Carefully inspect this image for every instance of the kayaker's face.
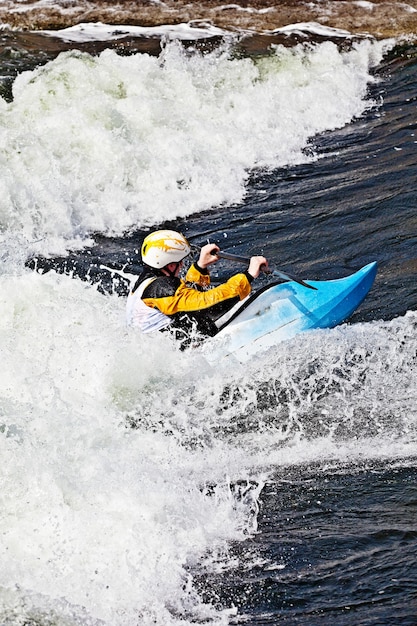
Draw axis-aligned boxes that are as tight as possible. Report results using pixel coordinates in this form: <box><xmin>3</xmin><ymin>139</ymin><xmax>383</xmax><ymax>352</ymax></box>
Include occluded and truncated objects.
<box><xmin>163</xmin><ymin>261</ymin><xmax>183</xmax><ymax>277</ymax></box>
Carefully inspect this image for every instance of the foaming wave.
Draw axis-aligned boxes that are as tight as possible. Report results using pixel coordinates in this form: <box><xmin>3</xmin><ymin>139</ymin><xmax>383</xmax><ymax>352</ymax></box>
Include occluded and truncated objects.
<box><xmin>0</xmin><ymin>269</ymin><xmax>266</xmax><ymax>625</ymax></box>
<box><xmin>1</xmin><ymin>265</ymin><xmax>415</xmax><ymax>623</ymax></box>
<box><xmin>125</xmin><ymin>311</ymin><xmax>417</xmax><ymax>467</ymax></box>
<box><xmin>0</xmin><ymin>37</ymin><xmax>389</xmax><ymax>255</ymax></box>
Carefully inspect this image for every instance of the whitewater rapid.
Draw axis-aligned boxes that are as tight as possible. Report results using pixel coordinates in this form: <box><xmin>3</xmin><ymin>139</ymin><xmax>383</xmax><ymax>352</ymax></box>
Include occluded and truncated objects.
<box><xmin>1</xmin><ymin>31</ymin><xmax>416</xmax><ymax>626</ymax></box>
<box><xmin>0</xmin><ymin>36</ymin><xmax>389</xmax><ymax>255</ymax></box>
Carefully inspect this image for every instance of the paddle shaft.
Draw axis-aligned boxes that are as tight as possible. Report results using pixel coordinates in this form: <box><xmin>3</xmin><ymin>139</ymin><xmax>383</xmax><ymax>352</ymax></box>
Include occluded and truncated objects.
<box><xmin>212</xmin><ymin>250</ymin><xmax>317</xmax><ymax>290</ymax></box>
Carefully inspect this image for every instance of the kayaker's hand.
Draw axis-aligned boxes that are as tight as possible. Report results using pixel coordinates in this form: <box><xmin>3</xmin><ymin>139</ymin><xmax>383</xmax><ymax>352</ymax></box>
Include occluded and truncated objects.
<box><xmin>248</xmin><ymin>256</ymin><xmax>268</xmax><ymax>279</ymax></box>
<box><xmin>198</xmin><ymin>243</ymin><xmax>220</xmax><ymax>269</ymax></box>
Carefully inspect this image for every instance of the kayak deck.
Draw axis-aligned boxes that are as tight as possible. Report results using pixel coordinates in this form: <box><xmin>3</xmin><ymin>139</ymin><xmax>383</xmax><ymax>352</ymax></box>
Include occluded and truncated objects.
<box><xmin>206</xmin><ymin>262</ymin><xmax>377</xmax><ymax>363</ymax></box>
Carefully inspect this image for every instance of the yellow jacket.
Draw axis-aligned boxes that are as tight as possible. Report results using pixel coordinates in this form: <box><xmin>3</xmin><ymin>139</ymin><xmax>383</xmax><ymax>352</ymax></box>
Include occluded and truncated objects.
<box><xmin>142</xmin><ymin>262</ymin><xmax>252</xmax><ymax>317</ymax></box>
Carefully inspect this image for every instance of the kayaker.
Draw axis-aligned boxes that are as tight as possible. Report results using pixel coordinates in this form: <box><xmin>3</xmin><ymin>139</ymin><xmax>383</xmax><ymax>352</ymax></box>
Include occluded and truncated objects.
<box><xmin>126</xmin><ymin>229</ymin><xmax>268</xmax><ymax>346</ymax></box>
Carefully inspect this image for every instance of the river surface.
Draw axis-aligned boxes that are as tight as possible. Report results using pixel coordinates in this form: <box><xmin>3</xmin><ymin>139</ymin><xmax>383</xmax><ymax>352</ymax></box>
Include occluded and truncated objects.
<box><xmin>0</xmin><ymin>4</ymin><xmax>416</xmax><ymax>626</ymax></box>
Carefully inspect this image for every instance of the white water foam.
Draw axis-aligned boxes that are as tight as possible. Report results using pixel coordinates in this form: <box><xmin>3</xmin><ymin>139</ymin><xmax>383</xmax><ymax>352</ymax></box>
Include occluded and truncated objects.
<box><xmin>0</xmin><ymin>36</ymin><xmax>390</xmax><ymax>255</ymax></box>
<box><xmin>40</xmin><ymin>21</ymin><xmax>230</xmax><ymax>43</ymax></box>
<box><xmin>0</xmin><ymin>266</ymin><xmax>416</xmax><ymax>624</ymax></box>
<box><xmin>1</xmin><ymin>32</ymin><xmax>413</xmax><ymax>626</ymax></box>
<box><xmin>0</xmin><ymin>269</ymin><xmax>267</xmax><ymax>625</ymax></box>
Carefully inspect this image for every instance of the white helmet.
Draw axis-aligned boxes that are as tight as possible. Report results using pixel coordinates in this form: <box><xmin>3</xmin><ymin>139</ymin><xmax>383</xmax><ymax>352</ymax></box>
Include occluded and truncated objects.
<box><xmin>141</xmin><ymin>230</ymin><xmax>191</xmax><ymax>269</ymax></box>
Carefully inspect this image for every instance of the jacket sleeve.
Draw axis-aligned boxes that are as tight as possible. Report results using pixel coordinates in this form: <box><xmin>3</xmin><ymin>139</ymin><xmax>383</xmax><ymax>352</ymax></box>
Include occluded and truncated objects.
<box><xmin>184</xmin><ymin>262</ymin><xmax>211</xmax><ymax>288</ymax></box>
<box><xmin>143</xmin><ymin>272</ymin><xmax>252</xmax><ymax>316</ymax></box>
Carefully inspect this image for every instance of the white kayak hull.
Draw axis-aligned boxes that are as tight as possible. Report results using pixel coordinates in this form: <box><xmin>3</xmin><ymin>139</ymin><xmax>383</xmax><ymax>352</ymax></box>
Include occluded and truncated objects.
<box><xmin>204</xmin><ymin>262</ymin><xmax>377</xmax><ymax>364</ymax></box>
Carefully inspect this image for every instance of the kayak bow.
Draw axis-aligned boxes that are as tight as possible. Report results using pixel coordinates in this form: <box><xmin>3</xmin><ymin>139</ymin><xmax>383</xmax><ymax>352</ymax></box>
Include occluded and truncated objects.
<box><xmin>205</xmin><ymin>262</ymin><xmax>377</xmax><ymax>363</ymax></box>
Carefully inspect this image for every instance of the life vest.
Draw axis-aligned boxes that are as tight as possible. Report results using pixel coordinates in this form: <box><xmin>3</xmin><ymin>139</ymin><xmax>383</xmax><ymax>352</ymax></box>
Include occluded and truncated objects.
<box><xmin>126</xmin><ymin>277</ymin><xmax>172</xmax><ymax>333</ymax></box>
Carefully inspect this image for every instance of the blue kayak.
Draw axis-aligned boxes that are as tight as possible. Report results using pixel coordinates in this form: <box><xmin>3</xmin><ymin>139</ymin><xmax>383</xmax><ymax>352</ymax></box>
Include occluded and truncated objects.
<box><xmin>205</xmin><ymin>262</ymin><xmax>377</xmax><ymax>363</ymax></box>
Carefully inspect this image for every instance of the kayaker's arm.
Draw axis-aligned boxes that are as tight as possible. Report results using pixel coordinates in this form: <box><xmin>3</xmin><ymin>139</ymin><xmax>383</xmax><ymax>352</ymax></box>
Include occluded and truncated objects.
<box><xmin>143</xmin><ymin>272</ymin><xmax>252</xmax><ymax>316</ymax></box>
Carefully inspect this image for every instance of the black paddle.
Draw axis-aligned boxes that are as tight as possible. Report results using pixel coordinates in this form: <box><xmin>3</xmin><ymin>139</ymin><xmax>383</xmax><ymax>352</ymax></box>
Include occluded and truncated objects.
<box><xmin>211</xmin><ymin>249</ymin><xmax>317</xmax><ymax>291</ymax></box>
